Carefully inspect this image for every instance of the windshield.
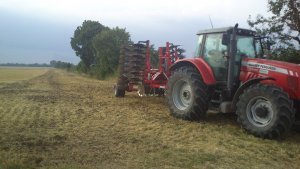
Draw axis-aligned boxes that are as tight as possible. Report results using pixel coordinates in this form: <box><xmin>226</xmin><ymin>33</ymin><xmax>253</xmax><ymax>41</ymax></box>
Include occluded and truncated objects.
<box><xmin>193</xmin><ymin>34</ymin><xmax>257</xmax><ymax>59</ymax></box>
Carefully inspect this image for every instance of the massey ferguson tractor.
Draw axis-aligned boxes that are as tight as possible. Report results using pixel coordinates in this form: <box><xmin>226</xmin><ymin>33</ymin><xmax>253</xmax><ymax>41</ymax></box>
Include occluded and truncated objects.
<box><xmin>167</xmin><ymin>24</ymin><xmax>300</xmax><ymax>139</ymax></box>
<box><xmin>115</xmin><ymin>24</ymin><xmax>300</xmax><ymax>139</ymax></box>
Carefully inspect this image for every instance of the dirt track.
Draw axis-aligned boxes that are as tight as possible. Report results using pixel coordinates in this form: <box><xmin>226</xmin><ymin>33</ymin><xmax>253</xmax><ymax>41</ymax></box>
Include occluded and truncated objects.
<box><xmin>0</xmin><ymin>69</ymin><xmax>300</xmax><ymax>169</ymax></box>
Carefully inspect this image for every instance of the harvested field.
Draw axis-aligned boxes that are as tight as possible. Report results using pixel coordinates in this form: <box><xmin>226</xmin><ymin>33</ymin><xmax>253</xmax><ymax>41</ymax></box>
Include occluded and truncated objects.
<box><xmin>0</xmin><ymin>67</ymin><xmax>50</xmax><ymax>88</ymax></box>
<box><xmin>0</xmin><ymin>69</ymin><xmax>300</xmax><ymax>169</ymax></box>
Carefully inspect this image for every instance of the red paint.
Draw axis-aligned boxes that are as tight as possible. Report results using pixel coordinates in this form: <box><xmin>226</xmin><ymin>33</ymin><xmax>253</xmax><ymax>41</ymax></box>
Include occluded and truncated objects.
<box><xmin>240</xmin><ymin>58</ymin><xmax>300</xmax><ymax>99</ymax></box>
<box><xmin>127</xmin><ymin>41</ymin><xmax>180</xmax><ymax>91</ymax></box>
<box><xmin>171</xmin><ymin>57</ymin><xmax>216</xmax><ymax>85</ymax></box>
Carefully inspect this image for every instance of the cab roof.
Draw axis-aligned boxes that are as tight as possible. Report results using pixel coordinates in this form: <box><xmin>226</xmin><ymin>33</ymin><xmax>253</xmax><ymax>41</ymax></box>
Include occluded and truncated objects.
<box><xmin>197</xmin><ymin>27</ymin><xmax>256</xmax><ymax>36</ymax></box>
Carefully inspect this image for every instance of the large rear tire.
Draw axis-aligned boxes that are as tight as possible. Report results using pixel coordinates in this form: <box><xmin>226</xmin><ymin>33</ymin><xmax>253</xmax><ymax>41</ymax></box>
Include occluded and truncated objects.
<box><xmin>166</xmin><ymin>67</ymin><xmax>210</xmax><ymax>120</ymax></box>
<box><xmin>236</xmin><ymin>83</ymin><xmax>294</xmax><ymax>139</ymax></box>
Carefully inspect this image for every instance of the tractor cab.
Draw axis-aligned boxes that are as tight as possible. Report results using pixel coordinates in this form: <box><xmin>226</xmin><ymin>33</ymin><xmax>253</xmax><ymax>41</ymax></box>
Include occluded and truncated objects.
<box><xmin>194</xmin><ymin>26</ymin><xmax>257</xmax><ymax>82</ymax></box>
<box><xmin>192</xmin><ymin>25</ymin><xmax>266</xmax><ymax>104</ymax></box>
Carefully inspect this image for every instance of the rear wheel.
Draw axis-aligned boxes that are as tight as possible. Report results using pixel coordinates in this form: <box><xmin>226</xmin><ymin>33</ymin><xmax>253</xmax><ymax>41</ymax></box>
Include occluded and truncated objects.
<box><xmin>236</xmin><ymin>83</ymin><xmax>294</xmax><ymax>139</ymax></box>
<box><xmin>166</xmin><ymin>67</ymin><xmax>210</xmax><ymax>120</ymax></box>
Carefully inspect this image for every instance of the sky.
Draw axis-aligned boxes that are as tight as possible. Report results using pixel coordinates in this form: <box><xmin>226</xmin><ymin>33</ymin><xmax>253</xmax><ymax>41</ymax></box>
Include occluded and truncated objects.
<box><xmin>0</xmin><ymin>0</ymin><xmax>268</xmax><ymax>64</ymax></box>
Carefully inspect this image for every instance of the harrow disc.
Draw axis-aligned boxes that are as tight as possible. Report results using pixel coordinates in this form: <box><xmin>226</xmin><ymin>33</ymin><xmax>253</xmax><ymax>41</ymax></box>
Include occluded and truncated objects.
<box><xmin>115</xmin><ymin>43</ymin><xmax>147</xmax><ymax>95</ymax></box>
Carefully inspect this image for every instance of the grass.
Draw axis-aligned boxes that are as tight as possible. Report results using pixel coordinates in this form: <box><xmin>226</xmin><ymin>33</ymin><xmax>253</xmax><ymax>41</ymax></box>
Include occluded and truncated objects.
<box><xmin>0</xmin><ymin>69</ymin><xmax>300</xmax><ymax>168</ymax></box>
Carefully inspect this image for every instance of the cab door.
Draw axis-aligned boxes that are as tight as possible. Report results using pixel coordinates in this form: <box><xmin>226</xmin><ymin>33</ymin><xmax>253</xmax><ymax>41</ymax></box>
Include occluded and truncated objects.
<box><xmin>202</xmin><ymin>33</ymin><xmax>228</xmax><ymax>81</ymax></box>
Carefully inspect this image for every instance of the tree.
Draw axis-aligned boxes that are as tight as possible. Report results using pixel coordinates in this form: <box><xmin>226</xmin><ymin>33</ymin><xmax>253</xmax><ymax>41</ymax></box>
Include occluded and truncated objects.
<box><xmin>248</xmin><ymin>0</ymin><xmax>300</xmax><ymax>63</ymax></box>
<box><xmin>77</xmin><ymin>61</ymin><xmax>88</xmax><ymax>73</ymax></box>
<box><xmin>248</xmin><ymin>0</ymin><xmax>300</xmax><ymax>48</ymax></box>
<box><xmin>248</xmin><ymin>0</ymin><xmax>300</xmax><ymax>47</ymax></box>
<box><xmin>269</xmin><ymin>47</ymin><xmax>300</xmax><ymax>63</ymax></box>
<box><xmin>70</xmin><ymin>20</ymin><xmax>107</xmax><ymax>72</ymax></box>
<box><xmin>177</xmin><ymin>48</ymin><xmax>186</xmax><ymax>59</ymax></box>
<box><xmin>92</xmin><ymin>27</ymin><xmax>131</xmax><ymax>78</ymax></box>
<box><xmin>50</xmin><ymin>60</ymin><xmax>57</xmax><ymax>67</ymax></box>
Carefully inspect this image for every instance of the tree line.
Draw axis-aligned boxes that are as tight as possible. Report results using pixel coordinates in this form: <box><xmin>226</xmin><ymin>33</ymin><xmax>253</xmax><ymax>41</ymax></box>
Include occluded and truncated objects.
<box><xmin>50</xmin><ymin>60</ymin><xmax>75</xmax><ymax>70</ymax></box>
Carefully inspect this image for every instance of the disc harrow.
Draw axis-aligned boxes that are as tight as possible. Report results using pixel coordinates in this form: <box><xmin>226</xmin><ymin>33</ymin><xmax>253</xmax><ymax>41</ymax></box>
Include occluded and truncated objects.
<box><xmin>114</xmin><ymin>41</ymin><xmax>182</xmax><ymax>97</ymax></box>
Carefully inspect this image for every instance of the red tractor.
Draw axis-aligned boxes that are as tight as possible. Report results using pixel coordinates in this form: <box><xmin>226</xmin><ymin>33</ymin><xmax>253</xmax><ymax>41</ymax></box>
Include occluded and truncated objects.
<box><xmin>167</xmin><ymin>24</ymin><xmax>300</xmax><ymax>139</ymax></box>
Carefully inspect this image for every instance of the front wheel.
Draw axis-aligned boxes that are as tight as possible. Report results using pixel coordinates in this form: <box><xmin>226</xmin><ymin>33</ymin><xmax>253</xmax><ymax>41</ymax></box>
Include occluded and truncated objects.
<box><xmin>236</xmin><ymin>83</ymin><xmax>294</xmax><ymax>139</ymax></box>
<box><xmin>166</xmin><ymin>67</ymin><xmax>210</xmax><ymax>120</ymax></box>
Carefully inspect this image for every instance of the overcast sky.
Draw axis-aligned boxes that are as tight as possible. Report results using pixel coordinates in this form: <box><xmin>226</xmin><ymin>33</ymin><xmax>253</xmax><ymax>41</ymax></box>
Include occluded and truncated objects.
<box><xmin>0</xmin><ymin>0</ymin><xmax>268</xmax><ymax>64</ymax></box>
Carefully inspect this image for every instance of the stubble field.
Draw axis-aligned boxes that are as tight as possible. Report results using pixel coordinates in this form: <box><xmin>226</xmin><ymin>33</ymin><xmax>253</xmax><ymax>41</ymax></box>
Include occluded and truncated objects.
<box><xmin>0</xmin><ymin>67</ymin><xmax>50</xmax><ymax>87</ymax></box>
<box><xmin>0</xmin><ymin>68</ymin><xmax>300</xmax><ymax>169</ymax></box>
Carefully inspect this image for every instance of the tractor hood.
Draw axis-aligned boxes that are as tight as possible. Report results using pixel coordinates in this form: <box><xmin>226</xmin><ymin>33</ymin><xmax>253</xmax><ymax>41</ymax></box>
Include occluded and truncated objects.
<box><xmin>241</xmin><ymin>58</ymin><xmax>300</xmax><ymax>78</ymax></box>
<box><xmin>241</xmin><ymin>58</ymin><xmax>300</xmax><ymax>100</ymax></box>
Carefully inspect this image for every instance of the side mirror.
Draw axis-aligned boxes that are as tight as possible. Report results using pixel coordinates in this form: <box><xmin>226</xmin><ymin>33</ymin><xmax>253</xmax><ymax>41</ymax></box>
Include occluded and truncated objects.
<box><xmin>222</xmin><ymin>33</ymin><xmax>229</xmax><ymax>45</ymax></box>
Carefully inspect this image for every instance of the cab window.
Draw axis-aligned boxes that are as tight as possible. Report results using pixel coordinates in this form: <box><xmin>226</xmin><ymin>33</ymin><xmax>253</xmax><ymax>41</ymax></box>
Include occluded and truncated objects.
<box><xmin>203</xmin><ymin>33</ymin><xmax>228</xmax><ymax>81</ymax></box>
<box><xmin>203</xmin><ymin>33</ymin><xmax>227</xmax><ymax>63</ymax></box>
<box><xmin>194</xmin><ymin>35</ymin><xmax>203</xmax><ymax>57</ymax></box>
<box><xmin>237</xmin><ymin>36</ymin><xmax>256</xmax><ymax>59</ymax></box>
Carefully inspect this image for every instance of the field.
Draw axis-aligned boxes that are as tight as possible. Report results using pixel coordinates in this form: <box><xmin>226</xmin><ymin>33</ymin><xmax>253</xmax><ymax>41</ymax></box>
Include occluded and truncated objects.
<box><xmin>0</xmin><ymin>67</ymin><xmax>50</xmax><ymax>87</ymax></box>
<box><xmin>0</xmin><ymin>68</ymin><xmax>300</xmax><ymax>169</ymax></box>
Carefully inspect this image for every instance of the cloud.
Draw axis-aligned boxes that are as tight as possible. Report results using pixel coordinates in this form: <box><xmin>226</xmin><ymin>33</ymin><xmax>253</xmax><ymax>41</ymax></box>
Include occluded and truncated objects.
<box><xmin>0</xmin><ymin>0</ymin><xmax>269</xmax><ymax>63</ymax></box>
<box><xmin>0</xmin><ymin>0</ymin><xmax>267</xmax><ymax>26</ymax></box>
<box><xmin>0</xmin><ymin>9</ymin><xmax>79</xmax><ymax>64</ymax></box>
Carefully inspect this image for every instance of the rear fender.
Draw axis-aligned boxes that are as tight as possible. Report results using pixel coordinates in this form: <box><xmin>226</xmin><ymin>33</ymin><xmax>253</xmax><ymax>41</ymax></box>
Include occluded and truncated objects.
<box><xmin>170</xmin><ymin>58</ymin><xmax>216</xmax><ymax>85</ymax></box>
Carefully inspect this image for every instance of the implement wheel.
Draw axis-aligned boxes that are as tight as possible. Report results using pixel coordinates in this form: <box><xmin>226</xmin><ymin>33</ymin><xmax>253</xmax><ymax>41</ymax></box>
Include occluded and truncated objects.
<box><xmin>114</xmin><ymin>85</ymin><xmax>125</xmax><ymax>97</ymax></box>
